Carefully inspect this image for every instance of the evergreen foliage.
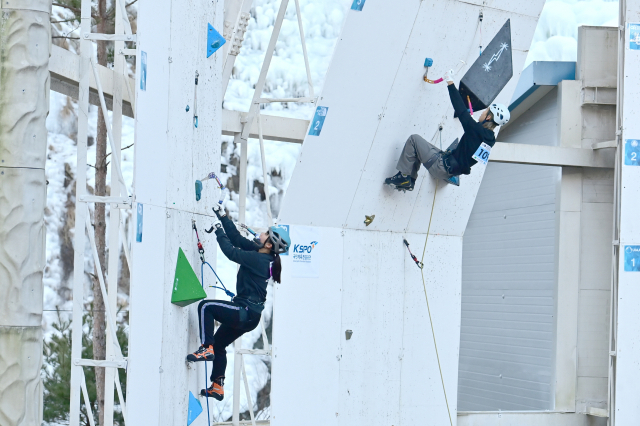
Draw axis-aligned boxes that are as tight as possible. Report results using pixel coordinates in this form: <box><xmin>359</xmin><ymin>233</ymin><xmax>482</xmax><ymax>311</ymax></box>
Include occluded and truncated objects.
<box><xmin>42</xmin><ymin>309</ymin><xmax>128</xmax><ymax>425</ymax></box>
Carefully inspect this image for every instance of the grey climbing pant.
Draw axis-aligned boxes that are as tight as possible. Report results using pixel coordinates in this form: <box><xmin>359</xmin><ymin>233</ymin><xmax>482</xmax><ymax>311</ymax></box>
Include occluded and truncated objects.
<box><xmin>396</xmin><ymin>134</ymin><xmax>452</xmax><ymax>181</ymax></box>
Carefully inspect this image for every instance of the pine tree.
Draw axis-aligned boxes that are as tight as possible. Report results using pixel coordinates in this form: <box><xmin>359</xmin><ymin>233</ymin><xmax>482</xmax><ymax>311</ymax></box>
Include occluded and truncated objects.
<box><xmin>42</xmin><ymin>309</ymin><xmax>128</xmax><ymax>425</ymax></box>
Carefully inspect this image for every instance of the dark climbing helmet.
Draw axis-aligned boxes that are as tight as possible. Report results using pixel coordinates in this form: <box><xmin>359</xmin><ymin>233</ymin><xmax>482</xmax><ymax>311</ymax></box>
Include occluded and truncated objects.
<box><xmin>268</xmin><ymin>226</ymin><xmax>291</xmax><ymax>254</ymax></box>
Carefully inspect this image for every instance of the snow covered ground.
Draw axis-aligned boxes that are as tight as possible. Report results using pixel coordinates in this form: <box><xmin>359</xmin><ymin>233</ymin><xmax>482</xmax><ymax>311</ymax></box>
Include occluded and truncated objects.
<box><xmin>42</xmin><ymin>0</ymin><xmax>620</xmax><ymax>422</ymax></box>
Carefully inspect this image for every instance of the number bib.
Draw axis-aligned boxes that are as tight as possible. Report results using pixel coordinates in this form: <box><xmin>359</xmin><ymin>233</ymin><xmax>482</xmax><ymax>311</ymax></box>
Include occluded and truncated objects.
<box><xmin>472</xmin><ymin>142</ymin><xmax>492</xmax><ymax>165</ymax></box>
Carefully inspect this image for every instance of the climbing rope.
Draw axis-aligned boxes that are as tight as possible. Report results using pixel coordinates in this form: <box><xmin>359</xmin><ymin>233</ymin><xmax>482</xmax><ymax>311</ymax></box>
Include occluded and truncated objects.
<box><xmin>194</xmin><ymin>219</ymin><xmax>236</xmax><ymax>426</ymax></box>
<box><xmin>193</xmin><ymin>220</ymin><xmax>236</xmax><ymax>298</ymax></box>
<box><xmin>199</xmin><ymin>258</ymin><xmax>212</xmax><ymax>426</ymax></box>
<box><xmin>418</xmin><ymin>181</ymin><xmax>453</xmax><ymax>426</ymax></box>
<box><xmin>201</xmin><ymin>261</ymin><xmax>235</xmax><ymax>299</ymax></box>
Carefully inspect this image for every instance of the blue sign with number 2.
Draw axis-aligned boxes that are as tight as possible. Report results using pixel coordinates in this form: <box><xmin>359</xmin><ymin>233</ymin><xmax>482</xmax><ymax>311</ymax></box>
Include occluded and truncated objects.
<box><xmin>625</xmin><ymin>139</ymin><xmax>640</xmax><ymax>166</ymax></box>
<box><xmin>308</xmin><ymin>106</ymin><xmax>329</xmax><ymax>136</ymax></box>
<box><xmin>351</xmin><ymin>0</ymin><xmax>366</xmax><ymax>11</ymax></box>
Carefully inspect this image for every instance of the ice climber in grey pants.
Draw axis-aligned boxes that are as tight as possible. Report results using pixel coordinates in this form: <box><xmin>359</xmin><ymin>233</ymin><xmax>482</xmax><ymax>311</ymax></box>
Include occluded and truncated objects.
<box><xmin>385</xmin><ymin>69</ymin><xmax>510</xmax><ymax>190</ymax></box>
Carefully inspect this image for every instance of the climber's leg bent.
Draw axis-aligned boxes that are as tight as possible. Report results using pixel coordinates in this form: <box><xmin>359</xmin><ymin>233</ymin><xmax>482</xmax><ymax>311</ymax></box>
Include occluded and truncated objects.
<box><xmin>386</xmin><ymin>134</ymin><xmax>443</xmax><ymax>190</ymax></box>
<box><xmin>186</xmin><ymin>299</ymin><xmax>249</xmax><ymax>362</ymax></box>
<box><xmin>396</xmin><ymin>134</ymin><xmax>442</xmax><ymax>179</ymax></box>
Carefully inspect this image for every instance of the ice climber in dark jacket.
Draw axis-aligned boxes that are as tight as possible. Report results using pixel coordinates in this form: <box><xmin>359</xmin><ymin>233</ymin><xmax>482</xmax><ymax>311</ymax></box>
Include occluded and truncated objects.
<box><xmin>385</xmin><ymin>69</ymin><xmax>510</xmax><ymax>190</ymax></box>
<box><xmin>185</xmin><ymin>204</ymin><xmax>290</xmax><ymax>401</ymax></box>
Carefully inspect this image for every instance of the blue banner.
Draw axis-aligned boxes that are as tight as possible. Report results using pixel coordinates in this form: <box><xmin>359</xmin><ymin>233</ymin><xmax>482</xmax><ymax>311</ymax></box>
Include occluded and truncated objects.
<box><xmin>624</xmin><ymin>246</ymin><xmax>640</xmax><ymax>272</ymax></box>
<box><xmin>136</xmin><ymin>203</ymin><xmax>143</xmax><ymax>243</ymax></box>
<box><xmin>351</xmin><ymin>0</ymin><xmax>366</xmax><ymax>11</ymax></box>
<box><xmin>629</xmin><ymin>23</ymin><xmax>640</xmax><ymax>50</ymax></box>
<box><xmin>308</xmin><ymin>106</ymin><xmax>329</xmax><ymax>136</ymax></box>
<box><xmin>140</xmin><ymin>51</ymin><xmax>147</xmax><ymax>91</ymax></box>
<box><xmin>625</xmin><ymin>139</ymin><xmax>640</xmax><ymax>166</ymax></box>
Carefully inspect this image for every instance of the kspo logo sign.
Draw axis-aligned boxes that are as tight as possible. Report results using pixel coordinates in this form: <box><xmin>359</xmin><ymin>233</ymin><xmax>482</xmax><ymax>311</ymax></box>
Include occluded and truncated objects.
<box><xmin>293</xmin><ymin>241</ymin><xmax>318</xmax><ymax>254</ymax></box>
<box><xmin>293</xmin><ymin>241</ymin><xmax>318</xmax><ymax>264</ymax></box>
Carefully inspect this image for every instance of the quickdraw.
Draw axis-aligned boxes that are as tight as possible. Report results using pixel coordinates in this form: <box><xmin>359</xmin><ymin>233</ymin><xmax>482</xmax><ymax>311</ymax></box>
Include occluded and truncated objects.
<box><xmin>404</xmin><ymin>238</ymin><xmax>424</xmax><ymax>269</ymax></box>
<box><xmin>195</xmin><ymin>171</ymin><xmax>227</xmax><ymax>203</ymax></box>
<box><xmin>192</xmin><ymin>219</ymin><xmax>206</xmax><ymax>264</ymax></box>
<box><xmin>467</xmin><ymin>95</ymin><xmax>474</xmax><ymax>115</ymax></box>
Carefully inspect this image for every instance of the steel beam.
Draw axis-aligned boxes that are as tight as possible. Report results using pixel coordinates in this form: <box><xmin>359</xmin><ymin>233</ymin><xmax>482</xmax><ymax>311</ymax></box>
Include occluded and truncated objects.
<box><xmin>49</xmin><ymin>45</ymin><xmax>135</xmax><ymax>118</ymax></box>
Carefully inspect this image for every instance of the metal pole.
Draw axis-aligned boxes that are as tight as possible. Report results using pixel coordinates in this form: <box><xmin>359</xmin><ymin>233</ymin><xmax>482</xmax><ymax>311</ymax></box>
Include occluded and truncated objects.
<box><xmin>293</xmin><ymin>0</ymin><xmax>314</xmax><ymax>98</ymax></box>
<box><xmin>69</xmin><ymin>0</ymin><xmax>93</xmax><ymax>423</ymax></box>
<box><xmin>0</xmin><ymin>1</ymin><xmax>51</xmax><ymax>425</ymax></box>
<box><xmin>240</xmin><ymin>0</ymin><xmax>291</xmax><ymax>143</ymax></box>
<box><xmin>222</xmin><ymin>0</ymin><xmax>254</xmax><ymax>94</ymax></box>
<box><xmin>237</xmin><ymin>132</ymin><xmax>248</xmax><ymax>223</ymax></box>
<box><xmin>258</xmin><ymin>114</ymin><xmax>274</xmax><ymax>226</ymax></box>
<box><xmin>232</xmin><ymin>351</ymin><xmax>242</xmax><ymax>426</ymax></box>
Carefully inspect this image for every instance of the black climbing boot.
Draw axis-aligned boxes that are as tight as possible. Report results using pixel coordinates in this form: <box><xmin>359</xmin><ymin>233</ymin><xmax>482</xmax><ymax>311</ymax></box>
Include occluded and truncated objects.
<box><xmin>186</xmin><ymin>344</ymin><xmax>215</xmax><ymax>362</ymax></box>
<box><xmin>384</xmin><ymin>171</ymin><xmax>414</xmax><ymax>191</ymax></box>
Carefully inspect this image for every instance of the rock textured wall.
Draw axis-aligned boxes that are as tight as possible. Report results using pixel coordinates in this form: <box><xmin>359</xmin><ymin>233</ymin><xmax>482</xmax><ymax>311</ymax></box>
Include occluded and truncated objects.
<box><xmin>0</xmin><ymin>1</ymin><xmax>50</xmax><ymax>425</ymax></box>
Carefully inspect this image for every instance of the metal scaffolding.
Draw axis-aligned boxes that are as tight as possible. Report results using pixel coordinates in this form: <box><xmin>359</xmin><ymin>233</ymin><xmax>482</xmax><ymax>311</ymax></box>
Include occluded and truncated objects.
<box><xmin>68</xmin><ymin>0</ymin><xmax>136</xmax><ymax>425</ymax></box>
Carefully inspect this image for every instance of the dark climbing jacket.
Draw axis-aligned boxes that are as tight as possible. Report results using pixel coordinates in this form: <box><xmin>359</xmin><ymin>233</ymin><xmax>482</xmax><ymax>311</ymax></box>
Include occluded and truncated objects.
<box><xmin>215</xmin><ymin>216</ymin><xmax>274</xmax><ymax>313</ymax></box>
<box><xmin>447</xmin><ymin>84</ymin><xmax>496</xmax><ymax>175</ymax></box>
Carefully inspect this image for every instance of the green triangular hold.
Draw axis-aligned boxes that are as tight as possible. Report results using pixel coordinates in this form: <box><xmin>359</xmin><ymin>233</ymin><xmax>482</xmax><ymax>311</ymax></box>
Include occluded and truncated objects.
<box><xmin>171</xmin><ymin>248</ymin><xmax>207</xmax><ymax>307</ymax></box>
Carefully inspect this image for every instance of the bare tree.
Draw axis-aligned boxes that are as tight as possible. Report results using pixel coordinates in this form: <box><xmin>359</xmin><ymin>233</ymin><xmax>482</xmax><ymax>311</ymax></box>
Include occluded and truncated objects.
<box><xmin>50</xmin><ymin>1</ymin><xmax>135</xmax><ymax>424</ymax></box>
<box><xmin>92</xmin><ymin>0</ymin><xmax>110</xmax><ymax>423</ymax></box>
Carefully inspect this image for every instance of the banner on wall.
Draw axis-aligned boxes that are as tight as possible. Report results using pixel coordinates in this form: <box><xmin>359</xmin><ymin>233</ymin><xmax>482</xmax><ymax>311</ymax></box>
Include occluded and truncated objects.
<box><xmin>290</xmin><ymin>226</ymin><xmax>321</xmax><ymax>278</ymax></box>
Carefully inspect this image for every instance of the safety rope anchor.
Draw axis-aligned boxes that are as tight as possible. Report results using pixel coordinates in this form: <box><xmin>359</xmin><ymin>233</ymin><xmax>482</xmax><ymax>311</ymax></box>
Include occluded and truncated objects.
<box><xmin>403</xmin><ymin>238</ymin><xmax>424</xmax><ymax>269</ymax></box>
<box><xmin>192</xmin><ymin>219</ymin><xmax>206</xmax><ymax>264</ymax></box>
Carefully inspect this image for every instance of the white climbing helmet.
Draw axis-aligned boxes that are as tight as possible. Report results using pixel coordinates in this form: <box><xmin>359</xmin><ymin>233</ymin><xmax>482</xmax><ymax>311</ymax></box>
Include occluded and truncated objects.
<box><xmin>489</xmin><ymin>103</ymin><xmax>510</xmax><ymax>126</ymax></box>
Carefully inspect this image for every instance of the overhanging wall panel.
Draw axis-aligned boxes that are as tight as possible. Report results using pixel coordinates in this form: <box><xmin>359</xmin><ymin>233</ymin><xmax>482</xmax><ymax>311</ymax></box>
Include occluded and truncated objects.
<box><xmin>342</xmin><ymin>3</ymin><xmax>539</xmax><ymax>235</ymax></box>
<box><xmin>279</xmin><ymin>0</ymin><xmax>422</xmax><ymax>229</ymax></box>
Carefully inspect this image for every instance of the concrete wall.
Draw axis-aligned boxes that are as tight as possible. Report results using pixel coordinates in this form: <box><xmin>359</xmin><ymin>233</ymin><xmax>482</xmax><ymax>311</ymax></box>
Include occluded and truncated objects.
<box><xmin>0</xmin><ymin>1</ymin><xmax>50</xmax><ymax>425</ymax></box>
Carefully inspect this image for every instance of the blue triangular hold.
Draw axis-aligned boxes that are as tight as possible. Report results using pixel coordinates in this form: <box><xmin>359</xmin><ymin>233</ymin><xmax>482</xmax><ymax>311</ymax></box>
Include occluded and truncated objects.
<box><xmin>187</xmin><ymin>391</ymin><xmax>203</xmax><ymax>425</ymax></box>
<box><xmin>445</xmin><ymin>175</ymin><xmax>460</xmax><ymax>186</ymax></box>
<box><xmin>207</xmin><ymin>23</ymin><xmax>226</xmax><ymax>58</ymax></box>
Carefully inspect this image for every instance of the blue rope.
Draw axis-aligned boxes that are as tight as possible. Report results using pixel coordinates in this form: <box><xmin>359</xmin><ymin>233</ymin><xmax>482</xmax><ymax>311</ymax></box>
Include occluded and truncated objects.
<box><xmin>200</xmin><ymin>264</ymin><xmax>212</xmax><ymax>426</ymax></box>
<box><xmin>199</xmin><ymin>260</ymin><xmax>234</xmax><ymax>426</ymax></box>
<box><xmin>201</xmin><ymin>261</ymin><xmax>235</xmax><ymax>299</ymax></box>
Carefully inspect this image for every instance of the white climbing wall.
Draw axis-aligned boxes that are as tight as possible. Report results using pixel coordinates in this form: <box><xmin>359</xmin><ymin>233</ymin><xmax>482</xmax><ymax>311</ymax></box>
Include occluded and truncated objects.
<box><xmin>126</xmin><ymin>0</ymin><xmax>225</xmax><ymax>424</ymax></box>
<box><xmin>273</xmin><ymin>1</ymin><xmax>545</xmax><ymax>425</ymax></box>
<box><xmin>614</xmin><ymin>0</ymin><xmax>640</xmax><ymax>422</ymax></box>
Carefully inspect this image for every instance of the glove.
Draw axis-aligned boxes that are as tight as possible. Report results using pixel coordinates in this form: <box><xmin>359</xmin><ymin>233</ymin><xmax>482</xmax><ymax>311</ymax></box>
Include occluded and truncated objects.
<box><xmin>212</xmin><ymin>202</ymin><xmax>226</xmax><ymax>218</ymax></box>
<box><xmin>444</xmin><ymin>69</ymin><xmax>455</xmax><ymax>84</ymax></box>
<box><xmin>205</xmin><ymin>216</ymin><xmax>223</xmax><ymax>234</ymax></box>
